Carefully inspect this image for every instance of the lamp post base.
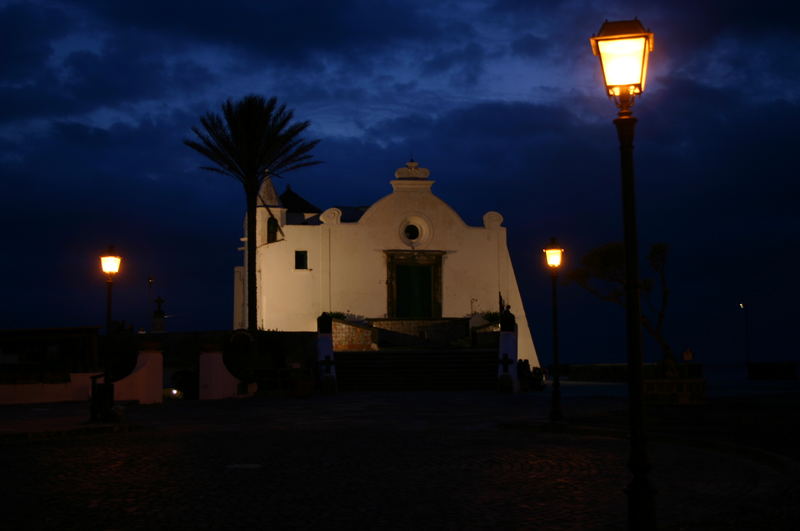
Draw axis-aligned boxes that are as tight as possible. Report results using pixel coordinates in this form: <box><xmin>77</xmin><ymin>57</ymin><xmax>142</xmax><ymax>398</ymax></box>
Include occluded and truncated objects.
<box><xmin>626</xmin><ymin>476</ymin><xmax>657</xmax><ymax>530</ymax></box>
<box><xmin>548</xmin><ymin>407</ymin><xmax>563</xmax><ymax>423</ymax></box>
<box><xmin>90</xmin><ymin>382</ymin><xmax>115</xmax><ymax>422</ymax></box>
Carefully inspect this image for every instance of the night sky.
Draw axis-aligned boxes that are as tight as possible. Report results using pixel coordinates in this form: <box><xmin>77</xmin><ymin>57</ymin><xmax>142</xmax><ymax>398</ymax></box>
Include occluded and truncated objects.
<box><xmin>2</xmin><ymin>1</ymin><xmax>798</xmax><ymax>366</ymax></box>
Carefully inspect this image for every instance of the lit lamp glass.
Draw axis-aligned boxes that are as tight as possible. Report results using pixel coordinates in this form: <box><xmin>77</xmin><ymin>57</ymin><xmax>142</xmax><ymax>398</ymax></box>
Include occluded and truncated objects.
<box><xmin>544</xmin><ymin>241</ymin><xmax>564</xmax><ymax>269</ymax></box>
<box><xmin>100</xmin><ymin>249</ymin><xmax>122</xmax><ymax>277</ymax></box>
<box><xmin>590</xmin><ymin>19</ymin><xmax>653</xmax><ymax>99</ymax></box>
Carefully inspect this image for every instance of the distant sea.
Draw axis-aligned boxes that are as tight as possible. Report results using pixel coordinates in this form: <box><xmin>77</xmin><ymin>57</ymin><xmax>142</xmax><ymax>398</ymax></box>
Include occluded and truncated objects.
<box><xmin>561</xmin><ymin>362</ymin><xmax>800</xmax><ymax>398</ymax></box>
<box><xmin>703</xmin><ymin>362</ymin><xmax>800</xmax><ymax>397</ymax></box>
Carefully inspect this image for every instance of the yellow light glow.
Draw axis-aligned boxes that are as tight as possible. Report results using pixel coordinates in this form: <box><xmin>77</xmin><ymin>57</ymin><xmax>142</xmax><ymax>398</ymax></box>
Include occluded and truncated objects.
<box><xmin>100</xmin><ymin>255</ymin><xmax>121</xmax><ymax>275</ymax></box>
<box><xmin>597</xmin><ymin>37</ymin><xmax>647</xmax><ymax>89</ymax></box>
<box><xmin>590</xmin><ymin>19</ymin><xmax>653</xmax><ymax>98</ymax></box>
<box><xmin>739</xmin><ymin>303</ymin><xmax>745</xmax><ymax>309</ymax></box>
<box><xmin>544</xmin><ymin>248</ymin><xmax>563</xmax><ymax>268</ymax></box>
<box><xmin>163</xmin><ymin>387</ymin><xmax>183</xmax><ymax>399</ymax></box>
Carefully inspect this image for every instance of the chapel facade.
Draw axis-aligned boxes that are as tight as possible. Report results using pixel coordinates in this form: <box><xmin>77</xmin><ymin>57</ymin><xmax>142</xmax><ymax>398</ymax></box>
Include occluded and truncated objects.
<box><xmin>233</xmin><ymin>161</ymin><xmax>539</xmax><ymax>366</ymax></box>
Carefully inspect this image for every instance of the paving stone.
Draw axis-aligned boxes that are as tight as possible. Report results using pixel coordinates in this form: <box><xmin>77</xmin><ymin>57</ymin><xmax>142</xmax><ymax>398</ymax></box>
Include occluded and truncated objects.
<box><xmin>1</xmin><ymin>389</ymin><xmax>799</xmax><ymax>529</ymax></box>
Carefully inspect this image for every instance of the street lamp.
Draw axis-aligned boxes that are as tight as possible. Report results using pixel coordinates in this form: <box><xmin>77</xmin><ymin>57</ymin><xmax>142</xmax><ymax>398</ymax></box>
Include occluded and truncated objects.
<box><xmin>100</xmin><ymin>246</ymin><xmax>122</xmax><ymax>334</ymax></box>
<box><xmin>543</xmin><ymin>237</ymin><xmax>564</xmax><ymax>422</ymax></box>
<box><xmin>590</xmin><ymin>18</ymin><xmax>656</xmax><ymax>530</ymax></box>
<box><xmin>93</xmin><ymin>246</ymin><xmax>121</xmax><ymax>421</ymax></box>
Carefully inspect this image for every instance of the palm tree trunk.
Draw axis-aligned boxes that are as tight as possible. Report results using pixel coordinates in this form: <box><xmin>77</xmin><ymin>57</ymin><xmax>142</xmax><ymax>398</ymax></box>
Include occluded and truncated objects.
<box><xmin>246</xmin><ymin>188</ymin><xmax>258</xmax><ymax>332</ymax></box>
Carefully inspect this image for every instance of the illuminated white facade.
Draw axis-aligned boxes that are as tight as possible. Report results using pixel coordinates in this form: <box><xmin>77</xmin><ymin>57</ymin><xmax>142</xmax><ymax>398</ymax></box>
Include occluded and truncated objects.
<box><xmin>233</xmin><ymin>161</ymin><xmax>539</xmax><ymax>366</ymax></box>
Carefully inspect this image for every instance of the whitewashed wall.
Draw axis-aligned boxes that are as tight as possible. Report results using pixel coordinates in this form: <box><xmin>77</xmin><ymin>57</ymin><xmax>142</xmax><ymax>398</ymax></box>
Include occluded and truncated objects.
<box><xmin>234</xmin><ymin>169</ymin><xmax>540</xmax><ymax>366</ymax></box>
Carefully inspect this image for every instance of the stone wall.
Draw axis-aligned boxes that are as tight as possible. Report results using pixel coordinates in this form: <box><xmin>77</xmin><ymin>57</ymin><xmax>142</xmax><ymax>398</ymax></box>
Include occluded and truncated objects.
<box><xmin>368</xmin><ymin>318</ymin><xmax>470</xmax><ymax>347</ymax></box>
<box><xmin>332</xmin><ymin>320</ymin><xmax>374</xmax><ymax>351</ymax></box>
<box><xmin>0</xmin><ymin>372</ymin><xmax>95</xmax><ymax>404</ymax></box>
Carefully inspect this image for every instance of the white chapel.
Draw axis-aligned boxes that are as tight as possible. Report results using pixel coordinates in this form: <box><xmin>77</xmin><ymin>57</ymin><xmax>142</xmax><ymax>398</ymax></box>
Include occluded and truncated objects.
<box><xmin>233</xmin><ymin>161</ymin><xmax>540</xmax><ymax>366</ymax></box>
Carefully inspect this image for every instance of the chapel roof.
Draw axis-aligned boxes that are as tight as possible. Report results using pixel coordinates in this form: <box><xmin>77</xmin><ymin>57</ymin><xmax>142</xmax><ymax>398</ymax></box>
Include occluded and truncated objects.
<box><xmin>280</xmin><ymin>185</ymin><xmax>322</xmax><ymax>214</ymax></box>
<box><xmin>301</xmin><ymin>206</ymin><xmax>368</xmax><ymax>225</ymax></box>
<box><xmin>335</xmin><ymin>206</ymin><xmax>369</xmax><ymax>222</ymax></box>
<box><xmin>281</xmin><ymin>160</ymin><xmax>432</xmax><ymax>226</ymax></box>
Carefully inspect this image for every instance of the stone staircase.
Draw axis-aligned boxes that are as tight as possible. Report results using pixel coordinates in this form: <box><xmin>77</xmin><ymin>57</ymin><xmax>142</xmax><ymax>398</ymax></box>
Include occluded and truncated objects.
<box><xmin>334</xmin><ymin>348</ymin><xmax>498</xmax><ymax>391</ymax></box>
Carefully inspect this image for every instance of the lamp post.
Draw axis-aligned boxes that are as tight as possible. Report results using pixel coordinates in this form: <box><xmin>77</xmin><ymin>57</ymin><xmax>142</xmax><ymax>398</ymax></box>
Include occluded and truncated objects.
<box><xmin>100</xmin><ymin>246</ymin><xmax>122</xmax><ymax>335</ymax></box>
<box><xmin>94</xmin><ymin>246</ymin><xmax>121</xmax><ymax>421</ymax></box>
<box><xmin>544</xmin><ymin>238</ymin><xmax>564</xmax><ymax>422</ymax></box>
<box><xmin>590</xmin><ymin>19</ymin><xmax>656</xmax><ymax>530</ymax></box>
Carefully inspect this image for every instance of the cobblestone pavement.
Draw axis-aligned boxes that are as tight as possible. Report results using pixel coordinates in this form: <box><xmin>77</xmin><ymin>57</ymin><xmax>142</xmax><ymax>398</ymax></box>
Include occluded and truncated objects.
<box><xmin>2</xmin><ymin>388</ymin><xmax>800</xmax><ymax>530</ymax></box>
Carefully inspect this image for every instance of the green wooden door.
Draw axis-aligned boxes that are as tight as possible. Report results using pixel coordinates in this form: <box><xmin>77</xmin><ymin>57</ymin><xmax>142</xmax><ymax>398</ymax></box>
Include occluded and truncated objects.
<box><xmin>396</xmin><ymin>264</ymin><xmax>433</xmax><ymax>318</ymax></box>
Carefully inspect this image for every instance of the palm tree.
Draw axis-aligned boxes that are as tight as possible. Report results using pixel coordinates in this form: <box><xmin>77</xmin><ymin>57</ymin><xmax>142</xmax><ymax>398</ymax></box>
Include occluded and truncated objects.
<box><xmin>185</xmin><ymin>95</ymin><xmax>320</xmax><ymax>332</ymax></box>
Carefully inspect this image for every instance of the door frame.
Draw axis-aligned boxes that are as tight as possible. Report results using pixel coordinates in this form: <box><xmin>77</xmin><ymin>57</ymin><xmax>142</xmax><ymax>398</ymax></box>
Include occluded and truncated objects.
<box><xmin>385</xmin><ymin>250</ymin><xmax>444</xmax><ymax>319</ymax></box>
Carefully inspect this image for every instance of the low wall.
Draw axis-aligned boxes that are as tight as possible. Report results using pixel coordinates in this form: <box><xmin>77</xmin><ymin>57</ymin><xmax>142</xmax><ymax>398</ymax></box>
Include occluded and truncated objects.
<box><xmin>0</xmin><ymin>372</ymin><xmax>97</xmax><ymax>405</ymax></box>
<box><xmin>748</xmin><ymin>362</ymin><xmax>799</xmax><ymax>380</ymax></box>
<box><xmin>368</xmin><ymin>318</ymin><xmax>470</xmax><ymax>347</ymax></box>
<box><xmin>644</xmin><ymin>378</ymin><xmax>707</xmax><ymax>404</ymax></box>
<box><xmin>113</xmin><ymin>350</ymin><xmax>163</xmax><ymax>404</ymax></box>
<box><xmin>369</xmin><ymin>318</ymin><xmax>468</xmax><ymax>337</ymax></box>
<box><xmin>0</xmin><ymin>330</ymin><xmax>312</xmax><ymax>404</ymax></box>
<box><xmin>563</xmin><ymin>363</ymin><xmax>704</xmax><ymax>382</ymax></box>
<box><xmin>199</xmin><ymin>351</ymin><xmax>252</xmax><ymax>400</ymax></box>
<box><xmin>332</xmin><ymin>320</ymin><xmax>374</xmax><ymax>352</ymax></box>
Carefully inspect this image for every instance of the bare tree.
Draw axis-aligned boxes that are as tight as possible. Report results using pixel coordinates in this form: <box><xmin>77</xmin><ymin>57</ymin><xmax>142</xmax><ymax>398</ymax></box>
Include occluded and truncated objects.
<box><xmin>569</xmin><ymin>242</ymin><xmax>673</xmax><ymax>361</ymax></box>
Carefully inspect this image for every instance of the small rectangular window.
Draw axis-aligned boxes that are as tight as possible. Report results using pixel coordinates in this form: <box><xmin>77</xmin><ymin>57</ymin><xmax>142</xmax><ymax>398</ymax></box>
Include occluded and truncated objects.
<box><xmin>294</xmin><ymin>250</ymin><xmax>308</xmax><ymax>270</ymax></box>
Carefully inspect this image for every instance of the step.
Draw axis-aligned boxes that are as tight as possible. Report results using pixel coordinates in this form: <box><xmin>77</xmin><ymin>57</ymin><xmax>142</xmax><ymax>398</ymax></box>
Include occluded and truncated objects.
<box><xmin>333</xmin><ymin>349</ymin><xmax>500</xmax><ymax>391</ymax></box>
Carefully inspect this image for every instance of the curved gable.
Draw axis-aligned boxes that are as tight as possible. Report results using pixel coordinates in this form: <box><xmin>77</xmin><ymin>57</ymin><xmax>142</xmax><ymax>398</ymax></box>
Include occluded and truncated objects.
<box><xmin>357</xmin><ymin>161</ymin><xmax>468</xmax><ymax>249</ymax></box>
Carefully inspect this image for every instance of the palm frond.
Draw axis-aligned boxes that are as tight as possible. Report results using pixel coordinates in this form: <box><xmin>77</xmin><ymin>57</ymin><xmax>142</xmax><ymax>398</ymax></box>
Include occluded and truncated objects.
<box><xmin>185</xmin><ymin>94</ymin><xmax>321</xmax><ymax>194</ymax></box>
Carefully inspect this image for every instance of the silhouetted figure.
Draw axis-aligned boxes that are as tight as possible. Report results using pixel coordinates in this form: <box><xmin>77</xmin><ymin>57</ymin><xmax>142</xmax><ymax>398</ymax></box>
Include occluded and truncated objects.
<box><xmin>317</xmin><ymin>312</ymin><xmax>333</xmax><ymax>334</ymax></box>
<box><xmin>531</xmin><ymin>366</ymin><xmax>545</xmax><ymax>391</ymax></box>
<box><xmin>317</xmin><ymin>312</ymin><xmax>337</xmax><ymax>393</ymax></box>
<box><xmin>517</xmin><ymin>359</ymin><xmax>533</xmax><ymax>391</ymax></box>
<box><xmin>500</xmin><ymin>305</ymin><xmax>515</xmax><ymax>332</ymax></box>
<box><xmin>320</xmin><ymin>356</ymin><xmax>335</xmax><ymax>375</ymax></box>
<box><xmin>499</xmin><ymin>353</ymin><xmax>513</xmax><ymax>374</ymax></box>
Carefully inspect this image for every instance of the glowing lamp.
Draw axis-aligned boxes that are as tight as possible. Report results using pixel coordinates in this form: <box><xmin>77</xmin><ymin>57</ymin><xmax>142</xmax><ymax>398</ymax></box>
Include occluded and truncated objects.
<box><xmin>590</xmin><ymin>19</ymin><xmax>653</xmax><ymax>99</ymax></box>
<box><xmin>163</xmin><ymin>388</ymin><xmax>184</xmax><ymax>400</ymax></box>
<box><xmin>543</xmin><ymin>238</ymin><xmax>564</xmax><ymax>269</ymax></box>
<box><xmin>100</xmin><ymin>247</ymin><xmax>121</xmax><ymax>276</ymax></box>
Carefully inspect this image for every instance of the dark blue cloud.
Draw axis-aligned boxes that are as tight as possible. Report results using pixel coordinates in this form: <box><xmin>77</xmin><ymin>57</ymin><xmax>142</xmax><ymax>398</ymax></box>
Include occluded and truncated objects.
<box><xmin>421</xmin><ymin>42</ymin><xmax>486</xmax><ymax>85</ymax></box>
<box><xmin>60</xmin><ymin>0</ymin><xmax>445</xmax><ymax>65</ymax></box>
<box><xmin>1</xmin><ymin>0</ymin><xmax>797</xmax><ymax>367</ymax></box>
<box><xmin>0</xmin><ymin>2</ymin><xmax>72</xmax><ymax>80</ymax></box>
<box><xmin>0</xmin><ymin>111</ymin><xmax>243</xmax><ymax>331</ymax></box>
<box><xmin>510</xmin><ymin>34</ymin><xmax>549</xmax><ymax>57</ymax></box>
<box><xmin>0</xmin><ymin>31</ymin><xmax>217</xmax><ymax>123</ymax></box>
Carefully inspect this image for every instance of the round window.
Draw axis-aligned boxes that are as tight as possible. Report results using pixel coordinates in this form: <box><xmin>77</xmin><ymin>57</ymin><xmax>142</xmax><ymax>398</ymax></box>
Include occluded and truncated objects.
<box><xmin>404</xmin><ymin>224</ymin><xmax>420</xmax><ymax>240</ymax></box>
<box><xmin>399</xmin><ymin>215</ymin><xmax>431</xmax><ymax>247</ymax></box>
